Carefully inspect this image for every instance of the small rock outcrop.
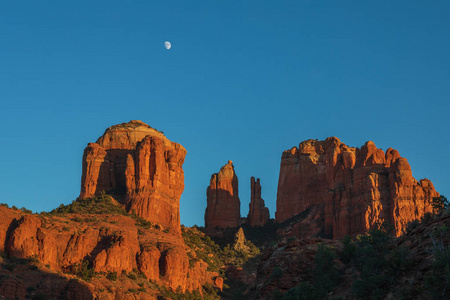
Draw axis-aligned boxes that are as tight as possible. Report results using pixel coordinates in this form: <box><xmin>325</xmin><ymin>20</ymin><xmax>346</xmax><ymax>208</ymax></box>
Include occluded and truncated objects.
<box><xmin>205</xmin><ymin>161</ymin><xmax>240</xmax><ymax>230</ymax></box>
<box><xmin>80</xmin><ymin>120</ymin><xmax>186</xmax><ymax>233</ymax></box>
<box><xmin>247</xmin><ymin>177</ymin><xmax>270</xmax><ymax>227</ymax></box>
<box><xmin>276</xmin><ymin>137</ymin><xmax>439</xmax><ymax>238</ymax></box>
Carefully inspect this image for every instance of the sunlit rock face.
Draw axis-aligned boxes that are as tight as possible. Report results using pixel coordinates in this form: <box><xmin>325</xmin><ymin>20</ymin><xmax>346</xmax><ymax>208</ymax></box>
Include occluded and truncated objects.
<box><xmin>276</xmin><ymin>137</ymin><xmax>439</xmax><ymax>238</ymax></box>
<box><xmin>0</xmin><ymin>206</ymin><xmax>223</xmax><ymax>296</ymax></box>
<box><xmin>80</xmin><ymin>120</ymin><xmax>186</xmax><ymax>233</ymax></box>
<box><xmin>205</xmin><ymin>161</ymin><xmax>241</xmax><ymax>229</ymax></box>
<box><xmin>247</xmin><ymin>177</ymin><xmax>270</xmax><ymax>227</ymax></box>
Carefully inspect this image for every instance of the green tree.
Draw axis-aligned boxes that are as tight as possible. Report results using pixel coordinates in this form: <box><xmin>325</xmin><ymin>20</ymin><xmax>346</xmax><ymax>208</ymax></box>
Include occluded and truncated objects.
<box><xmin>431</xmin><ymin>195</ymin><xmax>449</xmax><ymax>215</ymax></box>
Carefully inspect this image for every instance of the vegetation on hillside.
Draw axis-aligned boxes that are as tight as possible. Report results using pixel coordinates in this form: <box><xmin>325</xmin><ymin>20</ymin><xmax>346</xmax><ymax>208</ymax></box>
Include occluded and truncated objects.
<box><xmin>274</xmin><ymin>195</ymin><xmax>450</xmax><ymax>300</ymax></box>
<box><xmin>41</xmin><ymin>192</ymin><xmax>154</xmax><ymax>229</ymax></box>
<box><xmin>182</xmin><ymin>225</ymin><xmax>262</xmax><ymax>299</ymax></box>
<box><xmin>44</xmin><ymin>192</ymin><xmax>128</xmax><ymax>216</ymax></box>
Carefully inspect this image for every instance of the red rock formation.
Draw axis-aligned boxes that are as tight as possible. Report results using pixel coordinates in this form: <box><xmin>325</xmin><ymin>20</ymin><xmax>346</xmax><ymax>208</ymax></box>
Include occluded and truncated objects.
<box><xmin>137</xmin><ymin>246</ymin><xmax>161</xmax><ymax>282</ymax></box>
<box><xmin>205</xmin><ymin>161</ymin><xmax>241</xmax><ymax>229</ymax></box>
<box><xmin>0</xmin><ymin>206</ymin><xmax>223</xmax><ymax>297</ymax></box>
<box><xmin>248</xmin><ymin>177</ymin><xmax>270</xmax><ymax>227</ymax></box>
<box><xmin>276</xmin><ymin>137</ymin><xmax>439</xmax><ymax>238</ymax></box>
<box><xmin>80</xmin><ymin>120</ymin><xmax>186</xmax><ymax>233</ymax></box>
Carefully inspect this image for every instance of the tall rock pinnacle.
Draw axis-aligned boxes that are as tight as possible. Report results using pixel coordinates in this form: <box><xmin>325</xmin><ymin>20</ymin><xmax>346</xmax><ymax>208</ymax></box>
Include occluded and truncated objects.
<box><xmin>205</xmin><ymin>161</ymin><xmax>241</xmax><ymax>229</ymax></box>
<box><xmin>276</xmin><ymin>137</ymin><xmax>439</xmax><ymax>238</ymax></box>
<box><xmin>247</xmin><ymin>177</ymin><xmax>270</xmax><ymax>227</ymax></box>
<box><xmin>80</xmin><ymin>120</ymin><xmax>187</xmax><ymax>233</ymax></box>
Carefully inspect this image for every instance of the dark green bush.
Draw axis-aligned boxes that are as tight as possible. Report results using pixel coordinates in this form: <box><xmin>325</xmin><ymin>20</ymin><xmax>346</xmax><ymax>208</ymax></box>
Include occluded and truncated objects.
<box><xmin>106</xmin><ymin>271</ymin><xmax>117</xmax><ymax>281</ymax></box>
<box><xmin>348</xmin><ymin>222</ymin><xmax>410</xmax><ymax>299</ymax></box>
<box><xmin>281</xmin><ymin>282</ymin><xmax>323</xmax><ymax>300</ymax></box>
<box><xmin>425</xmin><ymin>246</ymin><xmax>450</xmax><ymax>299</ymax></box>
<box><xmin>270</xmin><ymin>267</ymin><xmax>283</xmax><ymax>280</ymax></box>
<box><xmin>75</xmin><ymin>260</ymin><xmax>96</xmax><ymax>282</ymax></box>
<box><xmin>48</xmin><ymin>192</ymin><xmax>128</xmax><ymax>216</ymax></box>
<box><xmin>313</xmin><ymin>243</ymin><xmax>339</xmax><ymax>294</ymax></box>
<box><xmin>431</xmin><ymin>195</ymin><xmax>449</xmax><ymax>215</ymax></box>
<box><xmin>341</xmin><ymin>235</ymin><xmax>356</xmax><ymax>263</ymax></box>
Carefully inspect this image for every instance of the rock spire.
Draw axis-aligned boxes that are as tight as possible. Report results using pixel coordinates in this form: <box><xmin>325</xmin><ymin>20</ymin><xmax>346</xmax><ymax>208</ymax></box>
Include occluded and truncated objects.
<box><xmin>205</xmin><ymin>161</ymin><xmax>241</xmax><ymax>229</ymax></box>
<box><xmin>247</xmin><ymin>177</ymin><xmax>270</xmax><ymax>227</ymax></box>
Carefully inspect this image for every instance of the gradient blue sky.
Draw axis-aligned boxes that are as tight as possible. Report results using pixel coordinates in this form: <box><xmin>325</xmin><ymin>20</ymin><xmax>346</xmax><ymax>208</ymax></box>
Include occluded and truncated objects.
<box><xmin>1</xmin><ymin>1</ymin><xmax>449</xmax><ymax>226</ymax></box>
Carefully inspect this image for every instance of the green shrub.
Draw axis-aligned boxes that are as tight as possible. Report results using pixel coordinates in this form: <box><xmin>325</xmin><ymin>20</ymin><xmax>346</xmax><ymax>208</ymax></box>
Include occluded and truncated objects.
<box><xmin>48</xmin><ymin>193</ymin><xmax>128</xmax><ymax>216</ymax></box>
<box><xmin>106</xmin><ymin>271</ymin><xmax>117</xmax><ymax>281</ymax></box>
<box><xmin>21</xmin><ymin>207</ymin><xmax>33</xmax><ymax>214</ymax></box>
<box><xmin>270</xmin><ymin>267</ymin><xmax>283</xmax><ymax>280</ymax></box>
<box><xmin>425</xmin><ymin>246</ymin><xmax>450</xmax><ymax>299</ymax></box>
<box><xmin>341</xmin><ymin>235</ymin><xmax>356</xmax><ymax>263</ymax></box>
<box><xmin>431</xmin><ymin>195</ymin><xmax>449</xmax><ymax>215</ymax></box>
<box><xmin>348</xmin><ymin>222</ymin><xmax>408</xmax><ymax>299</ymax></box>
<box><xmin>425</xmin><ymin>224</ymin><xmax>450</xmax><ymax>299</ymax></box>
<box><xmin>135</xmin><ymin>218</ymin><xmax>152</xmax><ymax>229</ymax></box>
<box><xmin>404</xmin><ymin>219</ymin><xmax>420</xmax><ymax>235</ymax></box>
<box><xmin>75</xmin><ymin>260</ymin><xmax>96</xmax><ymax>282</ymax></box>
<box><xmin>281</xmin><ymin>282</ymin><xmax>323</xmax><ymax>300</ymax></box>
<box><xmin>127</xmin><ymin>272</ymin><xmax>137</xmax><ymax>280</ymax></box>
<box><xmin>313</xmin><ymin>243</ymin><xmax>339</xmax><ymax>294</ymax></box>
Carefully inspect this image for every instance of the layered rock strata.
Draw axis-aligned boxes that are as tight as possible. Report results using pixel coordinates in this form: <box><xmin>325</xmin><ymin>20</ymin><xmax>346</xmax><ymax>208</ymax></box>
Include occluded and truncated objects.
<box><xmin>0</xmin><ymin>206</ymin><xmax>222</xmax><ymax>297</ymax></box>
<box><xmin>80</xmin><ymin>120</ymin><xmax>186</xmax><ymax>233</ymax></box>
<box><xmin>276</xmin><ymin>137</ymin><xmax>439</xmax><ymax>238</ymax></box>
<box><xmin>205</xmin><ymin>161</ymin><xmax>241</xmax><ymax>229</ymax></box>
<box><xmin>247</xmin><ymin>177</ymin><xmax>270</xmax><ymax>227</ymax></box>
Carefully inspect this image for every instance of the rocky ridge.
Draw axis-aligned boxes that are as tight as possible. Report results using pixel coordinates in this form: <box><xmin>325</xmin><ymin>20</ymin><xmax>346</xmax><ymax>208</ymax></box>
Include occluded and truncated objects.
<box><xmin>0</xmin><ymin>201</ymin><xmax>223</xmax><ymax>300</ymax></box>
<box><xmin>276</xmin><ymin>137</ymin><xmax>439</xmax><ymax>238</ymax></box>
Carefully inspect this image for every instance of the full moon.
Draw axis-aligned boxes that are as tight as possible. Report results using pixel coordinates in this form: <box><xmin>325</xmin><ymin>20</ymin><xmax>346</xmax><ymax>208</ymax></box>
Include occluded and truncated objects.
<box><xmin>164</xmin><ymin>41</ymin><xmax>171</xmax><ymax>50</ymax></box>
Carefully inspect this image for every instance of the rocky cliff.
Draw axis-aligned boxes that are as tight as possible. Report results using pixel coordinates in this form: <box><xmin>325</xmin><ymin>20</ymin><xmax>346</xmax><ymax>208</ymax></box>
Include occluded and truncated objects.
<box><xmin>205</xmin><ymin>161</ymin><xmax>241</xmax><ymax>230</ymax></box>
<box><xmin>276</xmin><ymin>137</ymin><xmax>439</xmax><ymax>238</ymax></box>
<box><xmin>247</xmin><ymin>177</ymin><xmax>270</xmax><ymax>227</ymax></box>
<box><xmin>80</xmin><ymin>120</ymin><xmax>186</xmax><ymax>233</ymax></box>
<box><xmin>0</xmin><ymin>203</ymin><xmax>222</xmax><ymax>299</ymax></box>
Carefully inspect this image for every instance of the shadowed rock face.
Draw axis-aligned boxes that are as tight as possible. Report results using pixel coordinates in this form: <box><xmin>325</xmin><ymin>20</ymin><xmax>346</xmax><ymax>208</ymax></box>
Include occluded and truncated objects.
<box><xmin>205</xmin><ymin>161</ymin><xmax>241</xmax><ymax>229</ymax></box>
<box><xmin>80</xmin><ymin>120</ymin><xmax>186</xmax><ymax>233</ymax></box>
<box><xmin>276</xmin><ymin>137</ymin><xmax>439</xmax><ymax>238</ymax></box>
<box><xmin>247</xmin><ymin>177</ymin><xmax>270</xmax><ymax>227</ymax></box>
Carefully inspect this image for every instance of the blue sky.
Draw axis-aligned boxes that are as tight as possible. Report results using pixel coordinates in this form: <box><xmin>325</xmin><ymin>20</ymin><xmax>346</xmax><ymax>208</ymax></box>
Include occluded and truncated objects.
<box><xmin>1</xmin><ymin>1</ymin><xmax>449</xmax><ymax>226</ymax></box>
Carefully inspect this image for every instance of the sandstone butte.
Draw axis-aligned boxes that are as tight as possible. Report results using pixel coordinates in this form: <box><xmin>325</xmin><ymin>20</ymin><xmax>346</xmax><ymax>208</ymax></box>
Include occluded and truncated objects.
<box><xmin>276</xmin><ymin>137</ymin><xmax>439</xmax><ymax>238</ymax></box>
<box><xmin>247</xmin><ymin>177</ymin><xmax>270</xmax><ymax>227</ymax></box>
<box><xmin>205</xmin><ymin>161</ymin><xmax>241</xmax><ymax>230</ymax></box>
<box><xmin>80</xmin><ymin>120</ymin><xmax>186</xmax><ymax>233</ymax></box>
<box><xmin>0</xmin><ymin>120</ymin><xmax>224</xmax><ymax>299</ymax></box>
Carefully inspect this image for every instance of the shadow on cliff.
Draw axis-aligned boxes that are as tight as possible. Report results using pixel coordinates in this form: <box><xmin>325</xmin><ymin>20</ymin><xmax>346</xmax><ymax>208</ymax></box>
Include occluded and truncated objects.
<box><xmin>95</xmin><ymin>149</ymin><xmax>134</xmax><ymax>201</ymax></box>
<box><xmin>204</xmin><ymin>204</ymin><xmax>328</xmax><ymax>251</ymax></box>
<box><xmin>0</xmin><ymin>255</ymin><xmax>93</xmax><ymax>300</ymax></box>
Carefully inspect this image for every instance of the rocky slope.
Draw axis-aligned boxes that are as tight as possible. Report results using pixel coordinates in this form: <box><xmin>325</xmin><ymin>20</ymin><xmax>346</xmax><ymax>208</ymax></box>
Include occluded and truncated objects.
<box><xmin>247</xmin><ymin>177</ymin><xmax>270</xmax><ymax>227</ymax></box>
<box><xmin>205</xmin><ymin>161</ymin><xmax>241</xmax><ymax>230</ymax></box>
<box><xmin>246</xmin><ymin>210</ymin><xmax>450</xmax><ymax>300</ymax></box>
<box><xmin>276</xmin><ymin>137</ymin><xmax>439</xmax><ymax>238</ymax></box>
<box><xmin>246</xmin><ymin>238</ymin><xmax>342</xmax><ymax>299</ymax></box>
<box><xmin>0</xmin><ymin>200</ymin><xmax>223</xmax><ymax>300</ymax></box>
<box><xmin>81</xmin><ymin>120</ymin><xmax>186</xmax><ymax>233</ymax></box>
